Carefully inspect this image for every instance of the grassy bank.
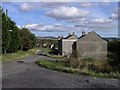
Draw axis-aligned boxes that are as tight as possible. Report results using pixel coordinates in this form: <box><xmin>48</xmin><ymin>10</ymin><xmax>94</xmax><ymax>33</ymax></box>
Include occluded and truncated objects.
<box><xmin>36</xmin><ymin>60</ymin><xmax>120</xmax><ymax>79</ymax></box>
<box><xmin>2</xmin><ymin>47</ymin><xmax>41</xmax><ymax>63</ymax></box>
<box><xmin>47</xmin><ymin>54</ymin><xmax>64</xmax><ymax>59</ymax></box>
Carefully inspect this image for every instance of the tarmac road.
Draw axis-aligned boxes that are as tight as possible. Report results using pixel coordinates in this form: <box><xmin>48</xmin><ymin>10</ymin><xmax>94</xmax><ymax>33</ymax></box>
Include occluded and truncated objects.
<box><xmin>2</xmin><ymin>53</ymin><xmax>120</xmax><ymax>88</ymax></box>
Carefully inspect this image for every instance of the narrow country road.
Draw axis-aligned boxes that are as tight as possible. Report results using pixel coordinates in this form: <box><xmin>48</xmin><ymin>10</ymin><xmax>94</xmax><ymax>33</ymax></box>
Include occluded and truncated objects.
<box><xmin>2</xmin><ymin>53</ymin><xmax>120</xmax><ymax>88</ymax></box>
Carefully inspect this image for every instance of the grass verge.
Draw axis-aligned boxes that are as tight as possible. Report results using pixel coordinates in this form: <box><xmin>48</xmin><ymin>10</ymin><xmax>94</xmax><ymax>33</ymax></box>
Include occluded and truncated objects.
<box><xmin>2</xmin><ymin>47</ymin><xmax>41</xmax><ymax>63</ymax></box>
<box><xmin>47</xmin><ymin>54</ymin><xmax>64</xmax><ymax>59</ymax></box>
<box><xmin>36</xmin><ymin>60</ymin><xmax>120</xmax><ymax>79</ymax></box>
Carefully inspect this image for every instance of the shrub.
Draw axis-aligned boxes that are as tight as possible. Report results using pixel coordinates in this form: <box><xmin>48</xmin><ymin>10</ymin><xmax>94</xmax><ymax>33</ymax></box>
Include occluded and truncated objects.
<box><xmin>65</xmin><ymin>57</ymin><xmax>80</xmax><ymax>68</ymax></box>
<box><xmin>65</xmin><ymin>57</ymin><xmax>113</xmax><ymax>73</ymax></box>
<box><xmin>107</xmin><ymin>40</ymin><xmax>120</xmax><ymax>72</ymax></box>
<box><xmin>90</xmin><ymin>60</ymin><xmax>113</xmax><ymax>73</ymax></box>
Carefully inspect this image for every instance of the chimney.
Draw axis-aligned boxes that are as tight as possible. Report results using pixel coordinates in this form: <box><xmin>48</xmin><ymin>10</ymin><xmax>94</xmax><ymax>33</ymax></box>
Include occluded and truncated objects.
<box><xmin>72</xmin><ymin>32</ymin><xmax>75</xmax><ymax>35</ymax></box>
<box><xmin>58</xmin><ymin>36</ymin><xmax>63</xmax><ymax>40</ymax></box>
<box><xmin>58</xmin><ymin>36</ymin><xmax>60</xmax><ymax>38</ymax></box>
<box><xmin>68</xmin><ymin>33</ymin><xmax>71</xmax><ymax>36</ymax></box>
<box><xmin>61</xmin><ymin>35</ymin><xmax>63</xmax><ymax>38</ymax></box>
<box><xmin>82</xmin><ymin>31</ymin><xmax>86</xmax><ymax>36</ymax></box>
<box><xmin>6</xmin><ymin>9</ymin><xmax>8</xmax><ymax>16</ymax></box>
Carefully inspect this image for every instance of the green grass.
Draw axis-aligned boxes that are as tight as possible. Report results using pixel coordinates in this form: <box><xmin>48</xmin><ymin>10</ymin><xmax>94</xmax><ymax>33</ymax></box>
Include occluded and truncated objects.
<box><xmin>47</xmin><ymin>54</ymin><xmax>64</xmax><ymax>59</ymax></box>
<box><xmin>40</xmin><ymin>48</ymin><xmax>50</xmax><ymax>55</ymax></box>
<box><xmin>36</xmin><ymin>60</ymin><xmax>120</xmax><ymax>79</ymax></box>
<box><xmin>2</xmin><ymin>47</ymin><xmax>41</xmax><ymax>63</ymax></box>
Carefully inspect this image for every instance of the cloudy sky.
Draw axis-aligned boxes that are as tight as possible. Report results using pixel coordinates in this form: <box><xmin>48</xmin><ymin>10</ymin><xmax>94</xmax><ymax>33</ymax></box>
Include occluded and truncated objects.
<box><xmin>2</xmin><ymin>1</ymin><xmax>119</xmax><ymax>37</ymax></box>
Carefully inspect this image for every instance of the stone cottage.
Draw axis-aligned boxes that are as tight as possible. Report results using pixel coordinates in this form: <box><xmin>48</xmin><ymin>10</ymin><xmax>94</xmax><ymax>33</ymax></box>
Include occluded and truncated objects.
<box><xmin>58</xmin><ymin>31</ymin><xmax>107</xmax><ymax>60</ymax></box>
<box><xmin>58</xmin><ymin>32</ymin><xmax>78</xmax><ymax>56</ymax></box>
<box><xmin>76</xmin><ymin>31</ymin><xmax>107</xmax><ymax>60</ymax></box>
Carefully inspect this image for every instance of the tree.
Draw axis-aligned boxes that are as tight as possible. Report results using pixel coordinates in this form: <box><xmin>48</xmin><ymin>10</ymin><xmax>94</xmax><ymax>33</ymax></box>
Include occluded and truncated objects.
<box><xmin>29</xmin><ymin>33</ymin><xmax>36</xmax><ymax>48</ymax></box>
<box><xmin>2</xmin><ymin>9</ymin><xmax>20</xmax><ymax>53</ymax></box>
<box><xmin>2</xmin><ymin>8</ymin><xmax>36</xmax><ymax>53</ymax></box>
<box><xmin>6</xmin><ymin>19</ymin><xmax>20</xmax><ymax>53</ymax></box>
<box><xmin>7</xmin><ymin>26</ymin><xmax>20</xmax><ymax>53</ymax></box>
<box><xmin>20</xmin><ymin>28</ymin><xmax>36</xmax><ymax>51</ymax></box>
<box><xmin>2</xmin><ymin>10</ymin><xmax>11</xmax><ymax>54</ymax></box>
<box><xmin>0</xmin><ymin>7</ymin><xmax>2</xmax><ymax>54</ymax></box>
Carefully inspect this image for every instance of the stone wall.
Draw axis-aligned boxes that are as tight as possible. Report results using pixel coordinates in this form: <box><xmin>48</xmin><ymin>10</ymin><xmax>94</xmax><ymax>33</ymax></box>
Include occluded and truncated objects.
<box><xmin>76</xmin><ymin>41</ymin><xmax>107</xmax><ymax>60</ymax></box>
<box><xmin>62</xmin><ymin>39</ymin><xmax>77</xmax><ymax>56</ymax></box>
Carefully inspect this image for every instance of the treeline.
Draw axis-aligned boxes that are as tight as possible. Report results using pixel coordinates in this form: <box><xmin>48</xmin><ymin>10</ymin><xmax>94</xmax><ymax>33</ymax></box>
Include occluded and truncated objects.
<box><xmin>1</xmin><ymin>8</ymin><xmax>36</xmax><ymax>54</ymax></box>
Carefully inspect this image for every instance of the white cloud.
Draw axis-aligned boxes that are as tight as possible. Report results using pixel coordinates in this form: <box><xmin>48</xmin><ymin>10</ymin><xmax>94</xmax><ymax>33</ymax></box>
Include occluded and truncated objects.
<box><xmin>17</xmin><ymin>25</ymin><xmax>21</xmax><ymax>29</ymax></box>
<box><xmin>54</xmin><ymin>23</ymin><xmax>63</xmax><ymax>27</ymax></box>
<box><xmin>25</xmin><ymin>24</ymin><xmax>38</xmax><ymax>27</ymax></box>
<box><xmin>23</xmin><ymin>23</ymin><xmax>80</xmax><ymax>32</ymax></box>
<box><xmin>90</xmin><ymin>18</ymin><xmax>112</xmax><ymax>24</ymax></box>
<box><xmin>103</xmin><ymin>0</ymin><xmax>109</xmax><ymax>2</ymax></box>
<box><xmin>20</xmin><ymin>3</ymin><xmax>30</xmax><ymax>11</ymax></box>
<box><xmin>20</xmin><ymin>3</ymin><xmax>41</xmax><ymax>11</ymax></box>
<box><xmin>25</xmin><ymin>24</ymin><xmax>38</xmax><ymax>29</ymax></box>
<box><xmin>109</xmin><ymin>7</ymin><xmax>120</xmax><ymax>20</ymax></box>
<box><xmin>20</xmin><ymin>2</ymin><xmax>68</xmax><ymax>11</ymax></box>
<box><xmin>46</xmin><ymin>6</ymin><xmax>91</xmax><ymax>20</ymax></box>
<box><xmin>79</xmin><ymin>2</ymin><xmax>98</xmax><ymax>7</ymax></box>
<box><xmin>24</xmin><ymin>23</ymin><xmax>63</xmax><ymax>32</ymax></box>
<box><xmin>110</xmin><ymin>13</ymin><xmax>118</xmax><ymax>20</ymax></box>
<box><xmin>65</xmin><ymin>17</ymin><xmax>88</xmax><ymax>24</ymax></box>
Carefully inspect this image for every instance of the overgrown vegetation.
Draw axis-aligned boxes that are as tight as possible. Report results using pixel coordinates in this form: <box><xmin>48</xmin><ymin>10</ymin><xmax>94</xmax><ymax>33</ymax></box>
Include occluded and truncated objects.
<box><xmin>35</xmin><ymin>38</ymin><xmax>120</xmax><ymax>79</ymax></box>
<box><xmin>66</xmin><ymin>58</ymin><xmax>113</xmax><ymax>73</ymax></box>
<box><xmin>36</xmin><ymin>60</ymin><xmax>120</xmax><ymax>79</ymax></box>
<box><xmin>1</xmin><ymin>8</ymin><xmax>36</xmax><ymax>54</ymax></box>
<box><xmin>107</xmin><ymin>40</ymin><xmax>120</xmax><ymax>72</ymax></box>
<box><xmin>36</xmin><ymin>40</ymin><xmax>120</xmax><ymax>79</ymax></box>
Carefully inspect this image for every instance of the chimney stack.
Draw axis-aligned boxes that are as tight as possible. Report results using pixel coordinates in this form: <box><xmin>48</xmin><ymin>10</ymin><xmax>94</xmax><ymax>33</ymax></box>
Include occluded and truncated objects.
<box><xmin>82</xmin><ymin>31</ymin><xmax>86</xmax><ymax>36</ymax></box>
<box><xmin>61</xmin><ymin>35</ymin><xmax>63</xmax><ymax>38</ymax></box>
<box><xmin>72</xmin><ymin>32</ymin><xmax>75</xmax><ymax>35</ymax></box>
<box><xmin>6</xmin><ymin>9</ymin><xmax>8</xmax><ymax>16</ymax></box>
<box><xmin>68</xmin><ymin>33</ymin><xmax>71</xmax><ymax>36</ymax></box>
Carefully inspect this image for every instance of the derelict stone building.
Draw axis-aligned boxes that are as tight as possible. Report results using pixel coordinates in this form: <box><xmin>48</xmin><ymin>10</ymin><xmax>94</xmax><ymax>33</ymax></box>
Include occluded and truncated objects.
<box><xmin>58</xmin><ymin>31</ymin><xmax>107</xmax><ymax>60</ymax></box>
<box><xmin>76</xmin><ymin>31</ymin><xmax>107</xmax><ymax>60</ymax></box>
<box><xmin>58</xmin><ymin>32</ymin><xmax>78</xmax><ymax>56</ymax></box>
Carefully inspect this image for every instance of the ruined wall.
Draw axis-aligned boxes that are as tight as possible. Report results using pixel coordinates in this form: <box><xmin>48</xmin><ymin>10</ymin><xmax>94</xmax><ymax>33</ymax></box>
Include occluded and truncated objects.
<box><xmin>76</xmin><ymin>32</ymin><xmax>107</xmax><ymax>60</ymax></box>
<box><xmin>77</xmin><ymin>41</ymin><xmax>107</xmax><ymax>60</ymax></box>
<box><xmin>62</xmin><ymin>39</ymin><xmax>77</xmax><ymax>56</ymax></box>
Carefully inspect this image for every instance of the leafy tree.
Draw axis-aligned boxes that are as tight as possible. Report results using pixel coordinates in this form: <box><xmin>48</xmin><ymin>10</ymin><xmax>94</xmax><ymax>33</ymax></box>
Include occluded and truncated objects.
<box><xmin>2</xmin><ymin>8</ymin><xmax>36</xmax><ymax>53</ymax></box>
<box><xmin>29</xmin><ymin>33</ymin><xmax>36</xmax><ymax>48</ymax></box>
<box><xmin>7</xmin><ymin>26</ymin><xmax>20</xmax><ymax>53</ymax></box>
<box><xmin>20</xmin><ymin>28</ymin><xmax>36</xmax><ymax>51</ymax></box>
<box><xmin>0</xmin><ymin>7</ymin><xmax>2</xmax><ymax>54</ymax></box>
<box><xmin>2</xmin><ymin>10</ymin><xmax>11</xmax><ymax>54</ymax></box>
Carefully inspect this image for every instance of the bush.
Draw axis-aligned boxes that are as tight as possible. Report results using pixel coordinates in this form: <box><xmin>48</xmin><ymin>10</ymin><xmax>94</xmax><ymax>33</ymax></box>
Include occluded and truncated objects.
<box><xmin>36</xmin><ymin>59</ymin><xmax>120</xmax><ymax>79</ymax></box>
<box><xmin>65</xmin><ymin>57</ymin><xmax>113</xmax><ymax>73</ymax></box>
<box><xmin>90</xmin><ymin>60</ymin><xmax>113</xmax><ymax>73</ymax></box>
<box><xmin>107</xmin><ymin>40</ymin><xmax>120</xmax><ymax>72</ymax></box>
<box><xmin>65</xmin><ymin>57</ymin><xmax>80</xmax><ymax>68</ymax></box>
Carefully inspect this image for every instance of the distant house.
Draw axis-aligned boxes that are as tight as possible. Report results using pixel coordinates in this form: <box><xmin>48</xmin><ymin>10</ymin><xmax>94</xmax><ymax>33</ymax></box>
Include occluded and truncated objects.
<box><xmin>76</xmin><ymin>31</ymin><xmax>107</xmax><ymax>60</ymax></box>
<box><xmin>58</xmin><ymin>32</ymin><xmax>78</xmax><ymax>56</ymax></box>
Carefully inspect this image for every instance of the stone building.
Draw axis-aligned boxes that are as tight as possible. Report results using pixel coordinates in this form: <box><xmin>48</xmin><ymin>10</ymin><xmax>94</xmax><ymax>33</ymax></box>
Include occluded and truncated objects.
<box><xmin>58</xmin><ymin>32</ymin><xmax>78</xmax><ymax>56</ymax></box>
<box><xmin>76</xmin><ymin>31</ymin><xmax>107</xmax><ymax>60</ymax></box>
<box><xmin>58</xmin><ymin>31</ymin><xmax>107</xmax><ymax>60</ymax></box>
